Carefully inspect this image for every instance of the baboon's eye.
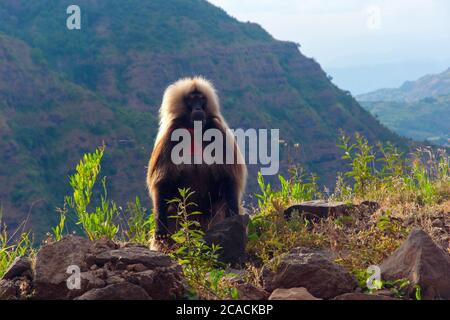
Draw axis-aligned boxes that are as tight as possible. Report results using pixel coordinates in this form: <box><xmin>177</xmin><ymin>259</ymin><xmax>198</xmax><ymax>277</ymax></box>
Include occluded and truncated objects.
<box><xmin>185</xmin><ymin>91</ymin><xmax>207</xmax><ymax>110</ymax></box>
<box><xmin>198</xmin><ymin>95</ymin><xmax>207</xmax><ymax>109</ymax></box>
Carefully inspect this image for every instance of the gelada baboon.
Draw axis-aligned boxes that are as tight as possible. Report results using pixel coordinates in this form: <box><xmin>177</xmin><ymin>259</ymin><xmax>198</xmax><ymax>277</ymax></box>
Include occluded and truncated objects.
<box><xmin>147</xmin><ymin>77</ymin><xmax>247</xmax><ymax>249</ymax></box>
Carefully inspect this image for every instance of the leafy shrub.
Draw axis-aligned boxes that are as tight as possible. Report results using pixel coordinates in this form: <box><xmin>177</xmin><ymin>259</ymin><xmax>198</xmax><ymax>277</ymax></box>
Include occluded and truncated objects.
<box><xmin>122</xmin><ymin>197</ymin><xmax>155</xmax><ymax>244</ymax></box>
<box><xmin>168</xmin><ymin>188</ymin><xmax>238</xmax><ymax>300</ymax></box>
<box><xmin>65</xmin><ymin>147</ymin><xmax>119</xmax><ymax>240</ymax></box>
<box><xmin>336</xmin><ymin>132</ymin><xmax>449</xmax><ymax>205</ymax></box>
<box><xmin>0</xmin><ymin>210</ymin><xmax>34</xmax><ymax>278</ymax></box>
<box><xmin>54</xmin><ymin>147</ymin><xmax>157</xmax><ymax>243</ymax></box>
<box><xmin>338</xmin><ymin>131</ymin><xmax>376</xmax><ymax>197</ymax></box>
<box><xmin>256</xmin><ymin>168</ymin><xmax>319</xmax><ymax>214</ymax></box>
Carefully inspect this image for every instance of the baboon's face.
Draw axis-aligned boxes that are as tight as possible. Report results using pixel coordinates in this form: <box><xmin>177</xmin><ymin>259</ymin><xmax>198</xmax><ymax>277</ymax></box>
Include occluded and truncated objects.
<box><xmin>184</xmin><ymin>89</ymin><xmax>207</xmax><ymax>126</ymax></box>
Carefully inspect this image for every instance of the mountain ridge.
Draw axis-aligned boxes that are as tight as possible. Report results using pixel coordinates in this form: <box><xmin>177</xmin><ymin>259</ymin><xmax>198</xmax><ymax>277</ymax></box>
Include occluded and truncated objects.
<box><xmin>357</xmin><ymin>68</ymin><xmax>450</xmax><ymax>102</ymax></box>
<box><xmin>357</xmin><ymin>67</ymin><xmax>450</xmax><ymax>146</ymax></box>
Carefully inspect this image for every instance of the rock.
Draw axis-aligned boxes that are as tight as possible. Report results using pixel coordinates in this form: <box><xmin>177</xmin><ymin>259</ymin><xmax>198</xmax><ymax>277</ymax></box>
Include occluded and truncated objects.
<box><xmin>375</xmin><ymin>289</ymin><xmax>396</xmax><ymax>297</ymax></box>
<box><xmin>106</xmin><ymin>275</ymin><xmax>126</xmax><ymax>285</ymax></box>
<box><xmin>33</xmin><ymin>235</ymin><xmax>93</xmax><ymax>299</ymax></box>
<box><xmin>437</xmin><ymin>235</ymin><xmax>449</xmax><ymax>250</ymax></box>
<box><xmin>269</xmin><ymin>287</ymin><xmax>321</xmax><ymax>300</ymax></box>
<box><xmin>235</xmin><ymin>283</ymin><xmax>269</xmax><ymax>300</ymax></box>
<box><xmin>334</xmin><ymin>293</ymin><xmax>399</xmax><ymax>300</ymax></box>
<box><xmin>90</xmin><ymin>264</ymin><xmax>99</xmax><ymax>271</ymax></box>
<box><xmin>87</xmin><ymin>246</ymin><xmax>173</xmax><ymax>269</ymax></box>
<box><xmin>403</xmin><ymin>216</ymin><xmax>415</xmax><ymax>227</ymax></box>
<box><xmin>89</xmin><ymin>246</ymin><xmax>184</xmax><ymax>299</ymax></box>
<box><xmin>204</xmin><ymin>215</ymin><xmax>249</xmax><ymax>265</ymax></box>
<box><xmin>432</xmin><ymin>219</ymin><xmax>445</xmax><ymax>229</ymax></box>
<box><xmin>380</xmin><ymin>228</ymin><xmax>450</xmax><ymax>300</ymax></box>
<box><xmin>222</xmin><ymin>268</ymin><xmax>269</xmax><ymax>300</ymax></box>
<box><xmin>2</xmin><ymin>256</ymin><xmax>32</xmax><ymax>280</ymax></box>
<box><xmin>0</xmin><ymin>276</ymin><xmax>32</xmax><ymax>300</ymax></box>
<box><xmin>90</xmin><ymin>237</ymin><xmax>119</xmax><ymax>252</ymax></box>
<box><xmin>127</xmin><ymin>263</ymin><xmax>148</xmax><ymax>272</ymax></box>
<box><xmin>126</xmin><ymin>268</ymin><xmax>184</xmax><ymax>300</ymax></box>
<box><xmin>262</xmin><ymin>247</ymin><xmax>358</xmax><ymax>299</ymax></box>
<box><xmin>284</xmin><ymin>200</ymin><xmax>348</xmax><ymax>220</ymax></box>
<box><xmin>0</xmin><ymin>280</ymin><xmax>18</xmax><ymax>300</ymax></box>
<box><xmin>358</xmin><ymin>201</ymin><xmax>380</xmax><ymax>214</ymax></box>
<box><xmin>75</xmin><ymin>282</ymin><xmax>151</xmax><ymax>300</ymax></box>
<box><xmin>80</xmin><ymin>271</ymin><xmax>107</xmax><ymax>291</ymax></box>
<box><xmin>32</xmin><ymin>235</ymin><xmax>185</xmax><ymax>300</ymax></box>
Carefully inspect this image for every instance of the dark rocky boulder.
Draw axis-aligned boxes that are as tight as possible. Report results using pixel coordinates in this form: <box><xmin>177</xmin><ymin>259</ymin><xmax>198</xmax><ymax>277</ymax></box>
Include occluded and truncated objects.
<box><xmin>25</xmin><ymin>235</ymin><xmax>185</xmax><ymax>300</ymax></box>
<box><xmin>2</xmin><ymin>256</ymin><xmax>32</xmax><ymax>280</ymax></box>
<box><xmin>0</xmin><ymin>280</ymin><xmax>19</xmax><ymax>300</ymax></box>
<box><xmin>334</xmin><ymin>293</ymin><xmax>399</xmax><ymax>300</ymax></box>
<box><xmin>86</xmin><ymin>245</ymin><xmax>173</xmax><ymax>269</ymax></box>
<box><xmin>234</xmin><ymin>282</ymin><xmax>269</xmax><ymax>300</ymax></box>
<box><xmin>224</xmin><ymin>268</ymin><xmax>269</xmax><ymax>300</ymax></box>
<box><xmin>0</xmin><ymin>256</ymin><xmax>33</xmax><ymax>300</ymax></box>
<box><xmin>262</xmin><ymin>247</ymin><xmax>358</xmax><ymax>299</ymax></box>
<box><xmin>284</xmin><ymin>200</ymin><xmax>349</xmax><ymax>220</ymax></box>
<box><xmin>284</xmin><ymin>200</ymin><xmax>380</xmax><ymax>221</ymax></box>
<box><xmin>358</xmin><ymin>201</ymin><xmax>380</xmax><ymax>214</ymax></box>
<box><xmin>204</xmin><ymin>215</ymin><xmax>249</xmax><ymax>266</ymax></box>
<box><xmin>75</xmin><ymin>282</ymin><xmax>151</xmax><ymax>300</ymax></box>
<box><xmin>33</xmin><ymin>235</ymin><xmax>94</xmax><ymax>299</ymax></box>
<box><xmin>269</xmin><ymin>287</ymin><xmax>321</xmax><ymax>300</ymax></box>
<box><xmin>380</xmin><ymin>228</ymin><xmax>450</xmax><ymax>300</ymax></box>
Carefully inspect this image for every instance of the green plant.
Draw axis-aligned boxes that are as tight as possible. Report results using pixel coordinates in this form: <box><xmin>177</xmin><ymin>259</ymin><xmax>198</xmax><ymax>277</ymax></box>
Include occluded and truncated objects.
<box><xmin>384</xmin><ymin>279</ymin><xmax>412</xmax><ymax>299</ymax></box>
<box><xmin>65</xmin><ymin>146</ymin><xmax>119</xmax><ymax>240</ymax></box>
<box><xmin>338</xmin><ymin>131</ymin><xmax>375</xmax><ymax>197</ymax></box>
<box><xmin>168</xmin><ymin>188</ymin><xmax>237</xmax><ymax>300</ymax></box>
<box><xmin>287</xmin><ymin>166</ymin><xmax>320</xmax><ymax>203</ymax></box>
<box><xmin>53</xmin><ymin>147</ymin><xmax>158</xmax><ymax>242</ymax></box>
<box><xmin>413</xmin><ymin>163</ymin><xmax>436</xmax><ymax>204</ymax></box>
<box><xmin>52</xmin><ymin>204</ymin><xmax>67</xmax><ymax>241</ymax></box>
<box><xmin>336</xmin><ymin>132</ymin><xmax>449</xmax><ymax>206</ymax></box>
<box><xmin>356</xmin><ymin>267</ymin><xmax>422</xmax><ymax>300</ymax></box>
<box><xmin>414</xmin><ymin>284</ymin><xmax>422</xmax><ymax>300</ymax></box>
<box><xmin>353</xmin><ymin>268</ymin><xmax>375</xmax><ymax>290</ymax></box>
<box><xmin>0</xmin><ymin>214</ymin><xmax>34</xmax><ymax>278</ymax></box>
<box><xmin>255</xmin><ymin>169</ymin><xmax>319</xmax><ymax>214</ymax></box>
<box><xmin>256</xmin><ymin>172</ymin><xmax>273</xmax><ymax>209</ymax></box>
<box><xmin>375</xmin><ymin>210</ymin><xmax>406</xmax><ymax>236</ymax></box>
<box><xmin>377</xmin><ymin>142</ymin><xmax>404</xmax><ymax>183</ymax></box>
<box><xmin>331</xmin><ymin>172</ymin><xmax>353</xmax><ymax>202</ymax></box>
<box><xmin>123</xmin><ymin>197</ymin><xmax>155</xmax><ymax>244</ymax></box>
<box><xmin>436</xmin><ymin>149</ymin><xmax>449</xmax><ymax>181</ymax></box>
<box><xmin>247</xmin><ymin>206</ymin><xmax>324</xmax><ymax>270</ymax></box>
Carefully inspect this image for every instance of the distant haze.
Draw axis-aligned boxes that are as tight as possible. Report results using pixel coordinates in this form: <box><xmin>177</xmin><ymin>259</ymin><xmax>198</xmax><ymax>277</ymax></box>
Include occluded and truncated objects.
<box><xmin>209</xmin><ymin>0</ymin><xmax>450</xmax><ymax>95</ymax></box>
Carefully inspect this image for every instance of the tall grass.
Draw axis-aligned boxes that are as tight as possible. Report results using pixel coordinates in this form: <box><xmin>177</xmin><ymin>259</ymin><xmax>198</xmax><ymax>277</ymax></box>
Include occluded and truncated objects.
<box><xmin>62</xmin><ymin>146</ymin><xmax>119</xmax><ymax>240</ymax></box>
<box><xmin>247</xmin><ymin>132</ymin><xmax>449</xmax><ymax>288</ymax></box>
<box><xmin>0</xmin><ymin>208</ymin><xmax>33</xmax><ymax>278</ymax></box>
<box><xmin>255</xmin><ymin>168</ymin><xmax>320</xmax><ymax>215</ymax></box>
<box><xmin>53</xmin><ymin>146</ymin><xmax>155</xmax><ymax>242</ymax></box>
<box><xmin>334</xmin><ymin>132</ymin><xmax>449</xmax><ymax>205</ymax></box>
<box><xmin>122</xmin><ymin>197</ymin><xmax>155</xmax><ymax>244</ymax></box>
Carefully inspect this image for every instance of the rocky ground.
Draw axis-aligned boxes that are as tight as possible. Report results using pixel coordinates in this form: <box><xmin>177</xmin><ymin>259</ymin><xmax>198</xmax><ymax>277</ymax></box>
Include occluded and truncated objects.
<box><xmin>1</xmin><ymin>201</ymin><xmax>449</xmax><ymax>300</ymax></box>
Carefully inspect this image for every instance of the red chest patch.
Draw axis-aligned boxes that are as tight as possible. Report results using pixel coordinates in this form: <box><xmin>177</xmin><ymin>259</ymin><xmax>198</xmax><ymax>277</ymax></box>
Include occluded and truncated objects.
<box><xmin>186</xmin><ymin>128</ymin><xmax>202</xmax><ymax>156</ymax></box>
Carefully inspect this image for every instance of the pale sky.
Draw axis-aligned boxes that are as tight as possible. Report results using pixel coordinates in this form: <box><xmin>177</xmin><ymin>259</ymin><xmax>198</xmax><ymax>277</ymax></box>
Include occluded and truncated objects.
<box><xmin>208</xmin><ymin>0</ymin><xmax>450</xmax><ymax>94</ymax></box>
